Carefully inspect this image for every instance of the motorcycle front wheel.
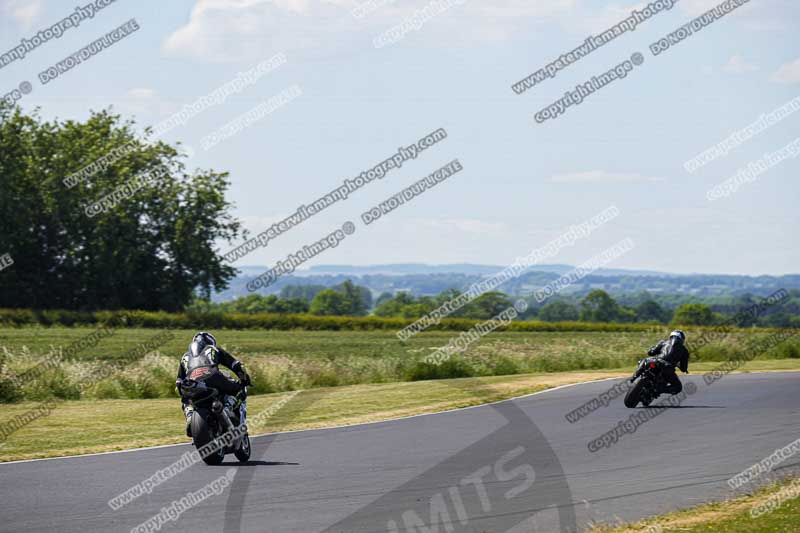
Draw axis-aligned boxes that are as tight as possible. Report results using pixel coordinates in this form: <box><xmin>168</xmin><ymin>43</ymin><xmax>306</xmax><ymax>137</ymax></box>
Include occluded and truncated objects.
<box><xmin>624</xmin><ymin>380</ymin><xmax>644</xmax><ymax>408</ymax></box>
<box><xmin>192</xmin><ymin>411</ymin><xmax>225</xmax><ymax>465</ymax></box>
<box><xmin>234</xmin><ymin>433</ymin><xmax>251</xmax><ymax>463</ymax></box>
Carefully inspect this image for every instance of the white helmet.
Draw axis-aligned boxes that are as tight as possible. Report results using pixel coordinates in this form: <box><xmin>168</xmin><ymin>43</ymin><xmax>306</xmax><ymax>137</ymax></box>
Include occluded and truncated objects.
<box><xmin>670</xmin><ymin>330</ymin><xmax>686</xmax><ymax>343</ymax></box>
<box><xmin>189</xmin><ymin>331</ymin><xmax>217</xmax><ymax>356</ymax></box>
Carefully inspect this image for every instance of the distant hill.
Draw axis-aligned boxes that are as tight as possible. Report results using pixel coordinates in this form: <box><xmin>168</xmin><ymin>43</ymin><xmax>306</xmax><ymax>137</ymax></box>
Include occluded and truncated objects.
<box><xmin>300</xmin><ymin>263</ymin><xmax>673</xmax><ymax>277</ymax></box>
<box><xmin>214</xmin><ymin>264</ymin><xmax>800</xmax><ymax>305</ymax></box>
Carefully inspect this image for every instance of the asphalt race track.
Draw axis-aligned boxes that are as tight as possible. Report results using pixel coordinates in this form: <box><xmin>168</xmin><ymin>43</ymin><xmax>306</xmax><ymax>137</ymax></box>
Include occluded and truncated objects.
<box><xmin>2</xmin><ymin>372</ymin><xmax>799</xmax><ymax>532</ymax></box>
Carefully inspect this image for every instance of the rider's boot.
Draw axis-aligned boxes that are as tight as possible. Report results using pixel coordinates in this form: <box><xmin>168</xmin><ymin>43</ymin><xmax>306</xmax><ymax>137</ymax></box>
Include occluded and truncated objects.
<box><xmin>184</xmin><ymin>405</ymin><xmax>194</xmax><ymax>438</ymax></box>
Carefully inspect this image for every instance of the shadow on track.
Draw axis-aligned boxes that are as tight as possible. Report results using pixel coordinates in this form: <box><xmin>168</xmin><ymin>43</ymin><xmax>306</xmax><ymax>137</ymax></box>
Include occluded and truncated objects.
<box><xmin>214</xmin><ymin>460</ymin><xmax>300</xmax><ymax>467</ymax></box>
<box><xmin>637</xmin><ymin>405</ymin><xmax>725</xmax><ymax>409</ymax></box>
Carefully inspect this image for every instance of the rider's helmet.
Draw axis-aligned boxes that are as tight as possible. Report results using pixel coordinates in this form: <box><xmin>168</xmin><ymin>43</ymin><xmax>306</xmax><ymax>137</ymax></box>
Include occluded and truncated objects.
<box><xmin>189</xmin><ymin>331</ymin><xmax>217</xmax><ymax>357</ymax></box>
<box><xmin>669</xmin><ymin>330</ymin><xmax>686</xmax><ymax>343</ymax></box>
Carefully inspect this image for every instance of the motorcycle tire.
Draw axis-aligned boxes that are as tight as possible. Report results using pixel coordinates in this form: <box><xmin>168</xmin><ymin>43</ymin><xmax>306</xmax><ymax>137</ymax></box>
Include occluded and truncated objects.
<box><xmin>234</xmin><ymin>433</ymin><xmax>251</xmax><ymax>463</ymax></box>
<box><xmin>624</xmin><ymin>380</ymin><xmax>644</xmax><ymax>408</ymax></box>
<box><xmin>192</xmin><ymin>411</ymin><xmax>225</xmax><ymax>465</ymax></box>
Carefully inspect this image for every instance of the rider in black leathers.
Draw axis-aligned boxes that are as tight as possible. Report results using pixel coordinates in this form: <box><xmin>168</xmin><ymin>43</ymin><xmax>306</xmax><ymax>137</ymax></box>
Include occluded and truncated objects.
<box><xmin>645</xmin><ymin>329</ymin><xmax>690</xmax><ymax>395</ymax></box>
<box><xmin>176</xmin><ymin>332</ymin><xmax>251</xmax><ymax>437</ymax></box>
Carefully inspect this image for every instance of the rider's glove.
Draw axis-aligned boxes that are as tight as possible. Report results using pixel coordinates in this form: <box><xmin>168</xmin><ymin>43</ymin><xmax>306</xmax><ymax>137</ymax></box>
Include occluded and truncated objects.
<box><xmin>236</xmin><ymin>367</ymin><xmax>251</xmax><ymax>386</ymax></box>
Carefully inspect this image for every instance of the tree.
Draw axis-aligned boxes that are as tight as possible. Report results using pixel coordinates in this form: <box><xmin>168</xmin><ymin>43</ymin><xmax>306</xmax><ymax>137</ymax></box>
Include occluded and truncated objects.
<box><xmin>537</xmin><ymin>301</ymin><xmax>579</xmax><ymax>322</ymax></box>
<box><xmin>333</xmin><ymin>279</ymin><xmax>372</xmax><ymax>316</ymax></box>
<box><xmin>309</xmin><ymin>289</ymin><xmax>351</xmax><ymax>316</ymax></box>
<box><xmin>635</xmin><ymin>300</ymin><xmax>670</xmax><ymax>323</ymax></box>
<box><xmin>374</xmin><ymin>292</ymin><xmax>417</xmax><ymax>317</ymax></box>
<box><xmin>279</xmin><ymin>284</ymin><xmax>326</xmax><ymax>303</ymax></box>
<box><xmin>223</xmin><ymin>294</ymin><xmax>308</xmax><ymax>314</ymax></box>
<box><xmin>672</xmin><ymin>303</ymin><xmax>716</xmax><ymax>326</ymax></box>
<box><xmin>579</xmin><ymin>290</ymin><xmax>622</xmax><ymax>322</ymax></box>
<box><xmin>374</xmin><ymin>292</ymin><xmax>394</xmax><ymax>307</ymax></box>
<box><xmin>183</xmin><ymin>293</ymin><xmax>309</xmax><ymax>314</ymax></box>
<box><xmin>0</xmin><ymin>104</ymin><xmax>243</xmax><ymax>311</ymax></box>
<box><xmin>459</xmin><ymin>292</ymin><xmax>513</xmax><ymax>319</ymax></box>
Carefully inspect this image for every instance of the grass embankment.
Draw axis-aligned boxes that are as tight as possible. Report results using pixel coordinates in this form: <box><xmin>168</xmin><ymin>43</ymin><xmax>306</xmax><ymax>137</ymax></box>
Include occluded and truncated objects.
<box><xmin>1</xmin><ymin>327</ymin><xmax>798</xmax><ymax>402</ymax></box>
<box><xmin>592</xmin><ymin>476</ymin><xmax>800</xmax><ymax>532</ymax></box>
<box><xmin>2</xmin><ymin>360</ymin><xmax>799</xmax><ymax>463</ymax></box>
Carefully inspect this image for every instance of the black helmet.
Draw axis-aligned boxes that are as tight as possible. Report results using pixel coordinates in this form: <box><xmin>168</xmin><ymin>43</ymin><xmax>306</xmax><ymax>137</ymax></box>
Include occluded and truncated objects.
<box><xmin>189</xmin><ymin>331</ymin><xmax>217</xmax><ymax>357</ymax></box>
<box><xmin>670</xmin><ymin>330</ymin><xmax>686</xmax><ymax>343</ymax></box>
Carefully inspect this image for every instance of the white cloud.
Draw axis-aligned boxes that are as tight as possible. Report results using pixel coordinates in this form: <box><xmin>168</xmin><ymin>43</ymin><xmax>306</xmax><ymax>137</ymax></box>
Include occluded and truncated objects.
<box><xmin>549</xmin><ymin>170</ymin><xmax>663</xmax><ymax>183</ymax></box>
<box><xmin>679</xmin><ymin>0</ymin><xmax>728</xmax><ymax>16</ymax></box>
<box><xmin>679</xmin><ymin>0</ymin><xmax>794</xmax><ymax>31</ymax></box>
<box><xmin>421</xmin><ymin>218</ymin><xmax>508</xmax><ymax>236</ymax></box>
<box><xmin>721</xmin><ymin>55</ymin><xmax>759</xmax><ymax>74</ymax></box>
<box><xmin>468</xmin><ymin>0</ymin><xmax>576</xmax><ymax>19</ymax></box>
<box><xmin>163</xmin><ymin>0</ymin><xmax>354</xmax><ymax>62</ymax></box>
<box><xmin>1</xmin><ymin>0</ymin><xmax>43</xmax><ymax>29</ymax></box>
<box><xmin>771</xmin><ymin>58</ymin><xmax>800</xmax><ymax>85</ymax></box>
<box><xmin>568</xmin><ymin>2</ymin><xmax>645</xmax><ymax>35</ymax></box>
<box><xmin>126</xmin><ymin>87</ymin><xmax>157</xmax><ymax>99</ymax></box>
<box><xmin>163</xmin><ymin>0</ymin><xmax>578</xmax><ymax>61</ymax></box>
<box><xmin>115</xmin><ymin>88</ymin><xmax>179</xmax><ymax>120</ymax></box>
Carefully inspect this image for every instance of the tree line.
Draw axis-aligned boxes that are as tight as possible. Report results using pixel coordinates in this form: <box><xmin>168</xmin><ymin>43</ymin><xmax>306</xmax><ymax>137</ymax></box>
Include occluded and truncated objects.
<box><xmin>191</xmin><ymin>282</ymin><xmax>800</xmax><ymax>327</ymax></box>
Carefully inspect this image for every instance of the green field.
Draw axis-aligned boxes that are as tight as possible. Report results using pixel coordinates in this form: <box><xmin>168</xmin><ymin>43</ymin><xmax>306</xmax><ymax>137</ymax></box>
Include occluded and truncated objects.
<box><xmin>1</xmin><ymin>326</ymin><xmax>798</xmax><ymax>402</ymax></box>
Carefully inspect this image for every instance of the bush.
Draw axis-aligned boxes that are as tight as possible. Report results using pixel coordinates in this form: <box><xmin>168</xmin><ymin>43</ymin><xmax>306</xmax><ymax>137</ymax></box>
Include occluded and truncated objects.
<box><xmin>306</xmin><ymin>364</ymin><xmax>342</xmax><ymax>388</ymax></box>
<box><xmin>20</xmin><ymin>367</ymin><xmax>81</xmax><ymax>401</ymax></box>
<box><xmin>116</xmin><ymin>375</ymin><xmax>161</xmax><ymax>399</ymax></box>
<box><xmin>490</xmin><ymin>356</ymin><xmax>521</xmax><ymax>376</ymax></box>
<box><xmin>693</xmin><ymin>344</ymin><xmax>736</xmax><ymax>362</ymax></box>
<box><xmin>0</xmin><ymin>369</ymin><xmax>22</xmax><ymax>402</ymax></box>
<box><xmin>90</xmin><ymin>380</ymin><xmax>125</xmax><ymax>399</ymax></box>
<box><xmin>766</xmin><ymin>339</ymin><xmax>800</xmax><ymax>359</ymax></box>
<box><xmin>406</xmin><ymin>359</ymin><xmax>476</xmax><ymax>381</ymax></box>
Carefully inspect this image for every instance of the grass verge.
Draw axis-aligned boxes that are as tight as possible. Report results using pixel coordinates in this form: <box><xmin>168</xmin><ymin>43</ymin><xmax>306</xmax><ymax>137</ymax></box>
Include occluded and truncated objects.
<box><xmin>591</xmin><ymin>476</ymin><xmax>800</xmax><ymax>532</ymax></box>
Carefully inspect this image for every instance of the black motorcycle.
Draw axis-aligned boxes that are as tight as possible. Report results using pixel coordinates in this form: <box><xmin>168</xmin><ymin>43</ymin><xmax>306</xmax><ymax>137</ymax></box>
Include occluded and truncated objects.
<box><xmin>179</xmin><ymin>378</ymin><xmax>251</xmax><ymax>465</ymax></box>
<box><xmin>624</xmin><ymin>356</ymin><xmax>670</xmax><ymax>408</ymax></box>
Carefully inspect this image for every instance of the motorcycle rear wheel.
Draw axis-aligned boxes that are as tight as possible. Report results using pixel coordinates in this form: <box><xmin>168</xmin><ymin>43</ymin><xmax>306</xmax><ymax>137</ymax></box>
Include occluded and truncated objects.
<box><xmin>624</xmin><ymin>380</ymin><xmax>644</xmax><ymax>408</ymax></box>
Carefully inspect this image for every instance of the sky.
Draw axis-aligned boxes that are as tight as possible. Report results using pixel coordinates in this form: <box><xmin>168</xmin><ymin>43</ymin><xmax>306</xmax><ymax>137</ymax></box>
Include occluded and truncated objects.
<box><xmin>1</xmin><ymin>0</ymin><xmax>798</xmax><ymax>276</ymax></box>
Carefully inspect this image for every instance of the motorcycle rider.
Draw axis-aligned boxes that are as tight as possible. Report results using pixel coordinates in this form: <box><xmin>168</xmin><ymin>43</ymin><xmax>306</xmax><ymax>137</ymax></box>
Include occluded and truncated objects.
<box><xmin>176</xmin><ymin>332</ymin><xmax>251</xmax><ymax>438</ymax></box>
<box><xmin>639</xmin><ymin>329</ymin><xmax>690</xmax><ymax>394</ymax></box>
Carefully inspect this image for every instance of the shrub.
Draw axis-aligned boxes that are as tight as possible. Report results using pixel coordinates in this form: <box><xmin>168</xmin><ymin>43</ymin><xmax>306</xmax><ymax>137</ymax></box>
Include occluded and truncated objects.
<box><xmin>90</xmin><ymin>380</ymin><xmax>125</xmax><ymax>399</ymax></box>
<box><xmin>306</xmin><ymin>364</ymin><xmax>342</xmax><ymax>388</ymax></box>
<box><xmin>406</xmin><ymin>359</ymin><xmax>476</xmax><ymax>381</ymax></box>
<box><xmin>0</xmin><ymin>368</ymin><xmax>22</xmax><ymax>402</ymax></box>
<box><xmin>765</xmin><ymin>339</ymin><xmax>800</xmax><ymax>359</ymax></box>
<box><xmin>20</xmin><ymin>367</ymin><xmax>81</xmax><ymax>401</ymax></box>
<box><xmin>490</xmin><ymin>356</ymin><xmax>521</xmax><ymax>376</ymax></box>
